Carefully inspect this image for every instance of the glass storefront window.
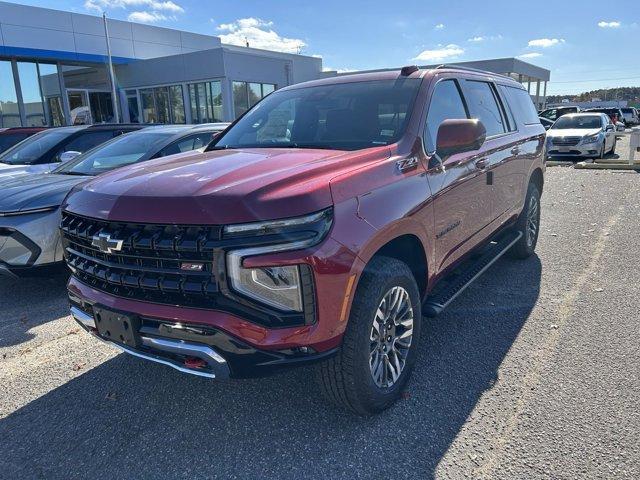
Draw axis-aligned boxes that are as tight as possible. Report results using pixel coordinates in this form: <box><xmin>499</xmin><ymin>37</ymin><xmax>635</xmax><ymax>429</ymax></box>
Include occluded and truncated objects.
<box><xmin>140</xmin><ymin>88</ymin><xmax>156</xmax><ymax>123</ymax></box>
<box><xmin>0</xmin><ymin>61</ymin><xmax>20</xmax><ymax>127</ymax></box>
<box><xmin>233</xmin><ymin>81</ymin><xmax>249</xmax><ymax>118</ymax></box>
<box><xmin>89</xmin><ymin>92</ymin><xmax>114</xmax><ymax>123</ymax></box>
<box><xmin>17</xmin><ymin>62</ymin><xmax>46</xmax><ymax>126</ymax></box>
<box><xmin>154</xmin><ymin>87</ymin><xmax>170</xmax><ymax>124</ymax></box>
<box><xmin>169</xmin><ymin>85</ymin><xmax>185</xmax><ymax>124</ymax></box>
<box><xmin>248</xmin><ymin>83</ymin><xmax>262</xmax><ymax>108</ymax></box>
<box><xmin>126</xmin><ymin>90</ymin><xmax>140</xmax><ymax>123</ymax></box>
<box><xmin>188</xmin><ymin>81</ymin><xmax>223</xmax><ymax>124</ymax></box>
<box><xmin>233</xmin><ymin>81</ymin><xmax>277</xmax><ymax>118</ymax></box>
<box><xmin>38</xmin><ymin>63</ymin><xmax>65</xmax><ymax>127</ymax></box>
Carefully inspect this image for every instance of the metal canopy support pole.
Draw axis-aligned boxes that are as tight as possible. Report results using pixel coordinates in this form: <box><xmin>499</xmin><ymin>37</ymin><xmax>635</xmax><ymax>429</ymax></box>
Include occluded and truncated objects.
<box><xmin>103</xmin><ymin>13</ymin><xmax>120</xmax><ymax>123</ymax></box>
<box><xmin>542</xmin><ymin>81</ymin><xmax>548</xmax><ymax>109</ymax></box>
<box><xmin>527</xmin><ymin>78</ymin><xmax>531</xmax><ymax>94</ymax></box>
<box><xmin>535</xmin><ymin>80</ymin><xmax>541</xmax><ymax>110</ymax></box>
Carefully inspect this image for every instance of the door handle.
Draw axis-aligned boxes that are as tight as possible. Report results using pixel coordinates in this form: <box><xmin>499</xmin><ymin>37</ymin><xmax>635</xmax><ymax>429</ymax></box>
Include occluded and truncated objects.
<box><xmin>475</xmin><ymin>158</ymin><xmax>488</xmax><ymax>170</ymax></box>
<box><xmin>510</xmin><ymin>147</ymin><xmax>521</xmax><ymax>155</ymax></box>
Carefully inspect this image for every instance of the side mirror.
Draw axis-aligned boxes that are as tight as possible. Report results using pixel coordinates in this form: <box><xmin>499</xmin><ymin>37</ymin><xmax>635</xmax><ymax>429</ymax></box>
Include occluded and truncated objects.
<box><xmin>436</xmin><ymin>119</ymin><xmax>487</xmax><ymax>159</ymax></box>
<box><xmin>605</xmin><ymin>124</ymin><xmax>615</xmax><ymax>132</ymax></box>
<box><xmin>59</xmin><ymin>151</ymin><xmax>82</xmax><ymax>163</ymax></box>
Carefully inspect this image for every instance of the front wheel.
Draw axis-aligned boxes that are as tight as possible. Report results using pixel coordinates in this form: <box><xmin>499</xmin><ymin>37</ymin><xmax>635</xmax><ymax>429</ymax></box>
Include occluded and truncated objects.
<box><xmin>315</xmin><ymin>256</ymin><xmax>422</xmax><ymax>416</ymax></box>
<box><xmin>508</xmin><ymin>181</ymin><xmax>541</xmax><ymax>259</ymax></box>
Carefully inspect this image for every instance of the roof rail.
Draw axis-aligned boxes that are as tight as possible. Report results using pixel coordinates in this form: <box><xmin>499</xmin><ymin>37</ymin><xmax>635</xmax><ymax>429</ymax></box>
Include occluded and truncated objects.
<box><xmin>433</xmin><ymin>64</ymin><xmax>512</xmax><ymax>80</ymax></box>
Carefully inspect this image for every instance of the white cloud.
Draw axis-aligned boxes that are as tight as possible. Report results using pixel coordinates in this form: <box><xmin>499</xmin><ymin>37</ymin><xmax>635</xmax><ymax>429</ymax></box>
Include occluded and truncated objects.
<box><xmin>127</xmin><ymin>11</ymin><xmax>169</xmax><ymax>23</ymax></box>
<box><xmin>528</xmin><ymin>38</ymin><xmax>565</xmax><ymax>48</ymax></box>
<box><xmin>217</xmin><ymin>17</ymin><xmax>306</xmax><ymax>54</ymax></box>
<box><xmin>434</xmin><ymin>23</ymin><xmax>445</xmax><ymax>30</ymax></box>
<box><xmin>468</xmin><ymin>36</ymin><xmax>485</xmax><ymax>42</ymax></box>
<box><xmin>518</xmin><ymin>52</ymin><xmax>542</xmax><ymax>59</ymax></box>
<box><xmin>413</xmin><ymin>44</ymin><xmax>464</xmax><ymax>62</ymax></box>
<box><xmin>85</xmin><ymin>0</ymin><xmax>184</xmax><ymax>13</ymax></box>
<box><xmin>467</xmin><ymin>34</ymin><xmax>502</xmax><ymax>43</ymax></box>
<box><xmin>598</xmin><ymin>21</ymin><xmax>621</xmax><ymax>28</ymax></box>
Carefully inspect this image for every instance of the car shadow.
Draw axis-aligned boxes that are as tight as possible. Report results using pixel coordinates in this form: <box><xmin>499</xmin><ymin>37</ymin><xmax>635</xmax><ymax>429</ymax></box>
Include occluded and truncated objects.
<box><xmin>0</xmin><ymin>268</ymin><xmax>70</xmax><ymax>348</ymax></box>
<box><xmin>0</xmin><ymin>256</ymin><xmax>542</xmax><ymax>479</ymax></box>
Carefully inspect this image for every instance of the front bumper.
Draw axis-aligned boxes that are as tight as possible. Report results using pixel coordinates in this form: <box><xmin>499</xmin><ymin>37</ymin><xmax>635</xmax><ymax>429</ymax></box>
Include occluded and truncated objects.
<box><xmin>0</xmin><ymin>208</ymin><xmax>62</xmax><ymax>276</ymax></box>
<box><xmin>69</xmin><ymin>300</ymin><xmax>338</xmax><ymax>379</ymax></box>
<box><xmin>547</xmin><ymin>141</ymin><xmax>603</xmax><ymax>158</ymax></box>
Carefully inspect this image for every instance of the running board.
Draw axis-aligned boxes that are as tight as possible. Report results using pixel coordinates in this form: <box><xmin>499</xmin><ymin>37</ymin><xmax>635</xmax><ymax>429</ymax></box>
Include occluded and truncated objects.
<box><xmin>423</xmin><ymin>231</ymin><xmax>522</xmax><ymax>317</ymax></box>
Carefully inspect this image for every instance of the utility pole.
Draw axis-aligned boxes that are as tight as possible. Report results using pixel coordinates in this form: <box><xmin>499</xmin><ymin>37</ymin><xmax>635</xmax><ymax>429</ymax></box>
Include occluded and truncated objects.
<box><xmin>103</xmin><ymin>13</ymin><xmax>120</xmax><ymax>123</ymax></box>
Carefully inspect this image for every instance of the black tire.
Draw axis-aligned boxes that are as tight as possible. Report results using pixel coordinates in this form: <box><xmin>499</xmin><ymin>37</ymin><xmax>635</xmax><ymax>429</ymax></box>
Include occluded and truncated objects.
<box><xmin>508</xmin><ymin>181</ymin><xmax>541</xmax><ymax>259</ymax></box>
<box><xmin>599</xmin><ymin>141</ymin><xmax>606</xmax><ymax>159</ymax></box>
<box><xmin>314</xmin><ymin>256</ymin><xmax>422</xmax><ymax>416</ymax></box>
<box><xmin>610</xmin><ymin>138</ymin><xmax>616</xmax><ymax>155</ymax></box>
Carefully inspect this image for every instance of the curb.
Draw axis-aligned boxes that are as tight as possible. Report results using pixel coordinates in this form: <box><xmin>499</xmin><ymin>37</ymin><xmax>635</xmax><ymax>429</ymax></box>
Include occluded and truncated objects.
<box><xmin>574</xmin><ymin>162</ymin><xmax>640</xmax><ymax>171</ymax></box>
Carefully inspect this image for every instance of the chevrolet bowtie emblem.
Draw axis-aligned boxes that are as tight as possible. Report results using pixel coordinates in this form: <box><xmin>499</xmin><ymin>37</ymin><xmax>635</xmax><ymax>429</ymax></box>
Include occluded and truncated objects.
<box><xmin>91</xmin><ymin>233</ymin><xmax>124</xmax><ymax>254</ymax></box>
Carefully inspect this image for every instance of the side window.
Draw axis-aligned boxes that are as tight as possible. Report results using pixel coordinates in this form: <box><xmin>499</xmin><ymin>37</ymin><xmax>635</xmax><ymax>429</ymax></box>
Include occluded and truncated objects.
<box><xmin>424</xmin><ymin>79</ymin><xmax>468</xmax><ymax>152</ymax></box>
<box><xmin>503</xmin><ymin>86</ymin><xmax>540</xmax><ymax>125</ymax></box>
<box><xmin>54</xmin><ymin>130</ymin><xmax>115</xmax><ymax>161</ymax></box>
<box><xmin>157</xmin><ymin>133</ymin><xmax>212</xmax><ymax>157</ymax></box>
<box><xmin>463</xmin><ymin>80</ymin><xmax>507</xmax><ymax>137</ymax></box>
<box><xmin>496</xmin><ymin>86</ymin><xmax>517</xmax><ymax>132</ymax></box>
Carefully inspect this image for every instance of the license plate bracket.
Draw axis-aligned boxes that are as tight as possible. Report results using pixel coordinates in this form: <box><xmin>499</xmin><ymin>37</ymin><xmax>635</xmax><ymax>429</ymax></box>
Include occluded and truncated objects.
<box><xmin>93</xmin><ymin>306</ymin><xmax>141</xmax><ymax>348</ymax></box>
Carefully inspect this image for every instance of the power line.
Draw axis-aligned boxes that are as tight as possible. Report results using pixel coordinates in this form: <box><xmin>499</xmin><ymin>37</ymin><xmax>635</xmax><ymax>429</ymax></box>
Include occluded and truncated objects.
<box><xmin>551</xmin><ymin>75</ymin><xmax>640</xmax><ymax>84</ymax></box>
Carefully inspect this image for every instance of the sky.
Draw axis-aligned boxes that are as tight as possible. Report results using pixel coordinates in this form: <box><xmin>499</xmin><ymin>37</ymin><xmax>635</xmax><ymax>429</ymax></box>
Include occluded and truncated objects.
<box><xmin>8</xmin><ymin>0</ymin><xmax>640</xmax><ymax>95</ymax></box>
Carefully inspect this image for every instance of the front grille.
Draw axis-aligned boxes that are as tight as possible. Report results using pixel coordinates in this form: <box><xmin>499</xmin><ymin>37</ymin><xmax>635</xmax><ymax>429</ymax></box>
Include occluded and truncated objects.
<box><xmin>551</xmin><ymin>136</ymin><xmax>581</xmax><ymax>146</ymax></box>
<box><xmin>61</xmin><ymin>211</ymin><xmax>314</xmax><ymax>327</ymax></box>
<box><xmin>62</xmin><ymin>211</ymin><xmax>222</xmax><ymax>308</ymax></box>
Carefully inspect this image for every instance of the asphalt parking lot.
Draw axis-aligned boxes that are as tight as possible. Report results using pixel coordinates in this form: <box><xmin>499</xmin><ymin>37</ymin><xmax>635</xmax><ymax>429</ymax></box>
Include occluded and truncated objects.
<box><xmin>1</xmin><ymin>167</ymin><xmax>639</xmax><ymax>479</ymax></box>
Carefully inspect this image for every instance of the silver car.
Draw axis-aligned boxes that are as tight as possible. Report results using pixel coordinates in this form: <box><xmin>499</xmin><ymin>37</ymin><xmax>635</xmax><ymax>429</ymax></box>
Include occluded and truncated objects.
<box><xmin>0</xmin><ymin>124</ymin><xmax>228</xmax><ymax>277</ymax></box>
<box><xmin>546</xmin><ymin>113</ymin><xmax>617</xmax><ymax>160</ymax></box>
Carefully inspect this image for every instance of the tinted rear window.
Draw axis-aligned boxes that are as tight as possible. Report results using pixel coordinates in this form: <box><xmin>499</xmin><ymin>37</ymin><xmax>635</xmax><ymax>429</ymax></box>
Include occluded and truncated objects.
<box><xmin>0</xmin><ymin>133</ymin><xmax>29</xmax><ymax>153</ymax></box>
<box><xmin>500</xmin><ymin>85</ymin><xmax>540</xmax><ymax>125</ymax></box>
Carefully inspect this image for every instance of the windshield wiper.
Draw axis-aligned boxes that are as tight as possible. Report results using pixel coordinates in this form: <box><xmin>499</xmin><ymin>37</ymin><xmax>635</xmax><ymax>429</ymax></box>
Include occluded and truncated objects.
<box><xmin>60</xmin><ymin>171</ymin><xmax>90</xmax><ymax>176</ymax></box>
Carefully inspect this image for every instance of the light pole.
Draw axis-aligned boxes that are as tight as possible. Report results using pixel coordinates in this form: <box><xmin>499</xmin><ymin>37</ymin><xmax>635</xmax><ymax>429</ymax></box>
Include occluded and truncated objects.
<box><xmin>103</xmin><ymin>13</ymin><xmax>120</xmax><ymax>123</ymax></box>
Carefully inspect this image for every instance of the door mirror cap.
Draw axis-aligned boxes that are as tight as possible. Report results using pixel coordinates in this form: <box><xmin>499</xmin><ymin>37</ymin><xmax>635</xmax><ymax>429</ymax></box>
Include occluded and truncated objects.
<box><xmin>436</xmin><ymin>119</ymin><xmax>487</xmax><ymax>158</ymax></box>
<box><xmin>59</xmin><ymin>151</ymin><xmax>82</xmax><ymax>163</ymax></box>
<box><xmin>605</xmin><ymin>124</ymin><xmax>615</xmax><ymax>132</ymax></box>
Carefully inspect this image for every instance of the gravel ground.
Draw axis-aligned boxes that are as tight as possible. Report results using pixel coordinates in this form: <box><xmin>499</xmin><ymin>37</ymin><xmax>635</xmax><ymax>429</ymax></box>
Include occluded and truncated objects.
<box><xmin>1</xmin><ymin>167</ymin><xmax>639</xmax><ymax>479</ymax></box>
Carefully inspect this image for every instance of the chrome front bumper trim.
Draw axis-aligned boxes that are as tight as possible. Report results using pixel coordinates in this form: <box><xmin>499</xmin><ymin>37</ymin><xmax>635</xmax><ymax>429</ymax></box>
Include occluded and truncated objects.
<box><xmin>70</xmin><ymin>306</ymin><xmax>229</xmax><ymax>379</ymax></box>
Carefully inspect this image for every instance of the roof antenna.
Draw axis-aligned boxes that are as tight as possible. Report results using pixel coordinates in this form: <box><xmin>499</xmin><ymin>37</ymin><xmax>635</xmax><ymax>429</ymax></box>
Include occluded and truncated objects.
<box><xmin>245</xmin><ymin>37</ymin><xmax>249</xmax><ymax>48</ymax></box>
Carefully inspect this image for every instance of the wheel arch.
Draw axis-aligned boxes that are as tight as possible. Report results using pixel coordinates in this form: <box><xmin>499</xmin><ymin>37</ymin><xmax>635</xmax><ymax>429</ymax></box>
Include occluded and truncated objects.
<box><xmin>530</xmin><ymin>167</ymin><xmax>544</xmax><ymax>193</ymax></box>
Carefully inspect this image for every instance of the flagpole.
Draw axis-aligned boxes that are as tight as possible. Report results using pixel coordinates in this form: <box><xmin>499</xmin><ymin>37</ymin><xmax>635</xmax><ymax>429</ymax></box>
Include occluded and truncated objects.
<box><xmin>103</xmin><ymin>13</ymin><xmax>120</xmax><ymax>123</ymax></box>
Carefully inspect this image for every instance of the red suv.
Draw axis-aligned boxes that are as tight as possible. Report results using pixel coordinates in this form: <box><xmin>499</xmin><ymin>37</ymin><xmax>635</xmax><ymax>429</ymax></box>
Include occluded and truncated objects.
<box><xmin>62</xmin><ymin>66</ymin><xmax>545</xmax><ymax>415</ymax></box>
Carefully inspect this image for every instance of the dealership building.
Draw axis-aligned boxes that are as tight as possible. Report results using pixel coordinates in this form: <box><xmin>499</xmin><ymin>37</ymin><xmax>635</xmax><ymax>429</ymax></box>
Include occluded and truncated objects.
<box><xmin>0</xmin><ymin>1</ymin><xmax>550</xmax><ymax>128</ymax></box>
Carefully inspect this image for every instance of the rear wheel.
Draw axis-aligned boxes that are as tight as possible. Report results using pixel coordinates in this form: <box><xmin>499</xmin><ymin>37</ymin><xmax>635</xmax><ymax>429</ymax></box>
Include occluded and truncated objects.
<box><xmin>315</xmin><ymin>256</ymin><xmax>422</xmax><ymax>416</ymax></box>
<box><xmin>508</xmin><ymin>181</ymin><xmax>541</xmax><ymax>259</ymax></box>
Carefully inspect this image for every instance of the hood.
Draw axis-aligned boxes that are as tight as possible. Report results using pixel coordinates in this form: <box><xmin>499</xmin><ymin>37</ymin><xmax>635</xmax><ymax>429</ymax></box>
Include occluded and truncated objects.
<box><xmin>63</xmin><ymin>146</ymin><xmax>390</xmax><ymax>224</ymax></box>
<box><xmin>0</xmin><ymin>173</ymin><xmax>89</xmax><ymax>213</ymax></box>
<box><xmin>547</xmin><ymin>128</ymin><xmax>601</xmax><ymax>138</ymax></box>
<box><xmin>0</xmin><ymin>163</ymin><xmax>55</xmax><ymax>179</ymax></box>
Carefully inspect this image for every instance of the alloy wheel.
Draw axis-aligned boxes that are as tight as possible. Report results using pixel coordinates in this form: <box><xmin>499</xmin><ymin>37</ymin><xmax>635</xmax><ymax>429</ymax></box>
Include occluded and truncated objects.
<box><xmin>369</xmin><ymin>286</ymin><xmax>414</xmax><ymax>388</ymax></box>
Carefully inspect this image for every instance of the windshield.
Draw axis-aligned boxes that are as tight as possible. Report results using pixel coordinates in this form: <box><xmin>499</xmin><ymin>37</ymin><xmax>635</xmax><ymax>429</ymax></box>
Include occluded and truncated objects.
<box><xmin>213</xmin><ymin>79</ymin><xmax>422</xmax><ymax>151</ymax></box>
<box><xmin>0</xmin><ymin>133</ymin><xmax>29</xmax><ymax>153</ymax></box>
<box><xmin>552</xmin><ymin>116</ymin><xmax>602</xmax><ymax>130</ymax></box>
<box><xmin>621</xmin><ymin>108</ymin><xmax>633</xmax><ymax>113</ymax></box>
<box><xmin>0</xmin><ymin>130</ymin><xmax>73</xmax><ymax>165</ymax></box>
<box><xmin>55</xmin><ymin>131</ymin><xmax>175</xmax><ymax>176</ymax></box>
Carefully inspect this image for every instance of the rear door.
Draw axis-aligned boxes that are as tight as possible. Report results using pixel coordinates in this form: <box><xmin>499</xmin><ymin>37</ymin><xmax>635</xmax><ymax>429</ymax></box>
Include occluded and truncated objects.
<box><xmin>460</xmin><ymin>79</ymin><xmax>523</xmax><ymax>221</ymax></box>
<box><xmin>424</xmin><ymin>76</ymin><xmax>492</xmax><ymax>273</ymax></box>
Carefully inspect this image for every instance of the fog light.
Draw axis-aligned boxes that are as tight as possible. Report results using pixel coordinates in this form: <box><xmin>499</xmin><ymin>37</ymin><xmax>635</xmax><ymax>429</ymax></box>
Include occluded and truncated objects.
<box><xmin>228</xmin><ymin>256</ymin><xmax>303</xmax><ymax>312</ymax></box>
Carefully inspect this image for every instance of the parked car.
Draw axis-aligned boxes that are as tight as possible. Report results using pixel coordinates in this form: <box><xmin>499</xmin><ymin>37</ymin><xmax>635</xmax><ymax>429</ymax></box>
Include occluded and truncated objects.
<box><xmin>0</xmin><ymin>127</ymin><xmax>47</xmax><ymax>154</ymax></box>
<box><xmin>546</xmin><ymin>113</ymin><xmax>616</xmax><ymax>159</ymax></box>
<box><xmin>620</xmin><ymin>107</ymin><xmax>639</xmax><ymax>126</ymax></box>
<box><xmin>0</xmin><ymin>124</ymin><xmax>228</xmax><ymax>278</ymax></box>
<box><xmin>62</xmin><ymin>66</ymin><xmax>545</xmax><ymax>415</ymax></box>
<box><xmin>0</xmin><ymin>124</ymin><xmax>145</xmax><ymax>179</ymax></box>
<box><xmin>539</xmin><ymin>106</ymin><xmax>580</xmax><ymax>122</ymax></box>
<box><xmin>539</xmin><ymin>117</ymin><xmax>554</xmax><ymax>130</ymax></box>
<box><xmin>584</xmin><ymin>108</ymin><xmax>626</xmax><ymax>131</ymax></box>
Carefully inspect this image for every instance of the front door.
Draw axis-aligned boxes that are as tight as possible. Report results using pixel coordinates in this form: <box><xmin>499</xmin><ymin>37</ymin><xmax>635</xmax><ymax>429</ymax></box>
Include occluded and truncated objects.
<box><xmin>423</xmin><ymin>77</ymin><xmax>492</xmax><ymax>274</ymax></box>
<box><xmin>67</xmin><ymin>90</ymin><xmax>91</xmax><ymax>125</ymax></box>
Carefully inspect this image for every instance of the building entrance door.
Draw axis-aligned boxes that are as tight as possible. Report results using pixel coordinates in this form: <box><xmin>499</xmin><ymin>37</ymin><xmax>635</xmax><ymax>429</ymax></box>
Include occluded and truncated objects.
<box><xmin>67</xmin><ymin>90</ymin><xmax>91</xmax><ymax>125</ymax></box>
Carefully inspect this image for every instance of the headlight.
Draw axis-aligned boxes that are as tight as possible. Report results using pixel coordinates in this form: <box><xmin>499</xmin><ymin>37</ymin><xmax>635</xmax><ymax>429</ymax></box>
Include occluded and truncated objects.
<box><xmin>581</xmin><ymin>134</ymin><xmax>601</xmax><ymax>145</ymax></box>
<box><xmin>225</xmin><ymin>208</ymin><xmax>332</xmax><ymax>312</ymax></box>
